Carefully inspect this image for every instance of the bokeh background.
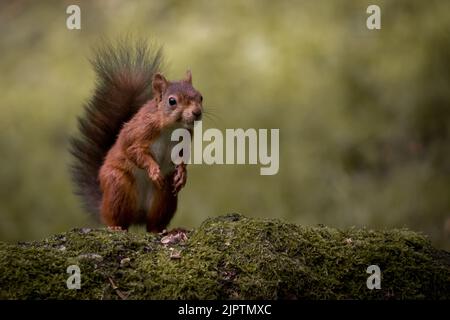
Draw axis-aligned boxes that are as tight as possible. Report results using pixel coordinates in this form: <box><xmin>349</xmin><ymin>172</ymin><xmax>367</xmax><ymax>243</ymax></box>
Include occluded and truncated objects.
<box><xmin>0</xmin><ymin>0</ymin><xmax>449</xmax><ymax>249</ymax></box>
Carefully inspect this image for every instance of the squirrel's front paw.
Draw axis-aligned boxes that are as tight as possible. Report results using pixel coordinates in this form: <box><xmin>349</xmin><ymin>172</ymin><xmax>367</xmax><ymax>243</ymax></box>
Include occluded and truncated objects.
<box><xmin>148</xmin><ymin>166</ymin><xmax>164</xmax><ymax>189</ymax></box>
<box><xmin>173</xmin><ymin>164</ymin><xmax>187</xmax><ymax>194</ymax></box>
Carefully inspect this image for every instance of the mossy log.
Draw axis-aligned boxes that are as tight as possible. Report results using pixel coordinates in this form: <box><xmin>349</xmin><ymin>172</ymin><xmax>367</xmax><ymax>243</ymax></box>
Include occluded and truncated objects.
<box><xmin>0</xmin><ymin>214</ymin><xmax>449</xmax><ymax>299</ymax></box>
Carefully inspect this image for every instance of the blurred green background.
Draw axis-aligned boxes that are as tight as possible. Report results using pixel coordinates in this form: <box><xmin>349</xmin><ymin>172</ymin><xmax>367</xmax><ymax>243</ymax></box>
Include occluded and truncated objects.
<box><xmin>0</xmin><ymin>0</ymin><xmax>449</xmax><ymax>249</ymax></box>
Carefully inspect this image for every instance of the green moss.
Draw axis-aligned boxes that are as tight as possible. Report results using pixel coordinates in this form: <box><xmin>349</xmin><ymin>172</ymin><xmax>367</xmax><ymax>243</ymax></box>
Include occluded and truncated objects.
<box><xmin>0</xmin><ymin>214</ymin><xmax>448</xmax><ymax>299</ymax></box>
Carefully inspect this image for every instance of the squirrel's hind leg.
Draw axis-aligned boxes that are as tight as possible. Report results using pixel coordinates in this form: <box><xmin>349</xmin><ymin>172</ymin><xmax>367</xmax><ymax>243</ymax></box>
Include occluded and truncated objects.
<box><xmin>146</xmin><ymin>175</ymin><xmax>178</xmax><ymax>233</ymax></box>
<box><xmin>99</xmin><ymin>167</ymin><xmax>138</xmax><ymax>230</ymax></box>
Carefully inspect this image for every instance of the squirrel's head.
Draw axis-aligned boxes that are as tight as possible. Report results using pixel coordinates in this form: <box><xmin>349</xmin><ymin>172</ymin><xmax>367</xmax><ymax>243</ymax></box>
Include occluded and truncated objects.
<box><xmin>152</xmin><ymin>71</ymin><xmax>203</xmax><ymax>129</ymax></box>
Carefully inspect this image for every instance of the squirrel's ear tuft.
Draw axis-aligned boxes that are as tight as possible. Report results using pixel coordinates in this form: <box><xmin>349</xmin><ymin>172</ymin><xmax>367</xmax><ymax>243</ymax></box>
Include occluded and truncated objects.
<box><xmin>184</xmin><ymin>70</ymin><xmax>192</xmax><ymax>84</ymax></box>
<box><xmin>152</xmin><ymin>73</ymin><xmax>168</xmax><ymax>99</ymax></box>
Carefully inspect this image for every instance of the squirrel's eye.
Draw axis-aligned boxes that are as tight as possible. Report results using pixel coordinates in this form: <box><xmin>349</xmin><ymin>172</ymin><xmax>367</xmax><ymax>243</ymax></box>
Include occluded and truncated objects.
<box><xmin>200</xmin><ymin>95</ymin><xmax>203</xmax><ymax>103</ymax></box>
<box><xmin>168</xmin><ymin>97</ymin><xmax>177</xmax><ymax>106</ymax></box>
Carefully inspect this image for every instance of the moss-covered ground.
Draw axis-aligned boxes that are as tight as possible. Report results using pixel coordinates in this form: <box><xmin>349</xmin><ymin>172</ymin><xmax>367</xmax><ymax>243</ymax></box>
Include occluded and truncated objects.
<box><xmin>0</xmin><ymin>214</ymin><xmax>448</xmax><ymax>299</ymax></box>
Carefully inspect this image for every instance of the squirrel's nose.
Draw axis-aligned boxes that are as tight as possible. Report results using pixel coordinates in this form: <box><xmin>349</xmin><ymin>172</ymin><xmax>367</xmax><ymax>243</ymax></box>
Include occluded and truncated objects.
<box><xmin>192</xmin><ymin>109</ymin><xmax>202</xmax><ymax>120</ymax></box>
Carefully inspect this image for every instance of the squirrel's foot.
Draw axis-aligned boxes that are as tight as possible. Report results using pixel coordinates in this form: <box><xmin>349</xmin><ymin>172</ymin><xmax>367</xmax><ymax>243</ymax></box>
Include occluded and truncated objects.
<box><xmin>173</xmin><ymin>164</ymin><xmax>187</xmax><ymax>194</ymax></box>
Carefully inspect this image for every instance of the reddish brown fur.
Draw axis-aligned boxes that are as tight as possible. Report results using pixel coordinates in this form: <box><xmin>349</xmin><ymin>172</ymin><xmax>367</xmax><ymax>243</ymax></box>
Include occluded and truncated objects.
<box><xmin>98</xmin><ymin>72</ymin><xmax>202</xmax><ymax>232</ymax></box>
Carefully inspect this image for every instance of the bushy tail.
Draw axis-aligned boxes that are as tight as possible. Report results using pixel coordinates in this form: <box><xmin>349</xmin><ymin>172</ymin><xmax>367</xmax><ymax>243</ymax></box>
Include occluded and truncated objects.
<box><xmin>69</xmin><ymin>39</ymin><xmax>163</xmax><ymax>216</ymax></box>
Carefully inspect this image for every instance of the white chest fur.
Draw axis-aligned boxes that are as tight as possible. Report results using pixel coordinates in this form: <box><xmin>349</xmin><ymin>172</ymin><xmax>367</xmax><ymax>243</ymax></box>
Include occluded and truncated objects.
<box><xmin>150</xmin><ymin>125</ymin><xmax>182</xmax><ymax>176</ymax></box>
<box><xmin>133</xmin><ymin>167</ymin><xmax>155</xmax><ymax>218</ymax></box>
<box><xmin>132</xmin><ymin>126</ymin><xmax>182</xmax><ymax>218</ymax></box>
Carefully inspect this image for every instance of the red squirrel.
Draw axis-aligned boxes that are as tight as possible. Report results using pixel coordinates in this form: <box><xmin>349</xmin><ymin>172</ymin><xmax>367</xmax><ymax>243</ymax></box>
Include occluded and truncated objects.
<box><xmin>70</xmin><ymin>40</ymin><xmax>203</xmax><ymax>232</ymax></box>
